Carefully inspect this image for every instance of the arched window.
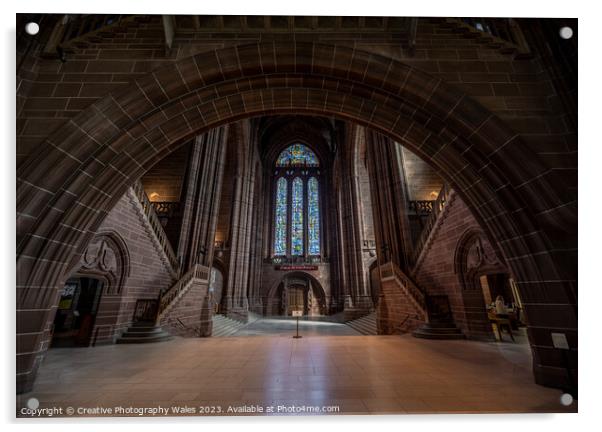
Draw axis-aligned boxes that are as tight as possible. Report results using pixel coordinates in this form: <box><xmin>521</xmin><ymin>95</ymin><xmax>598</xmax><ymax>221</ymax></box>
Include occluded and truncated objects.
<box><xmin>272</xmin><ymin>144</ymin><xmax>321</xmax><ymax>259</ymax></box>
<box><xmin>308</xmin><ymin>177</ymin><xmax>320</xmax><ymax>255</ymax></box>
<box><xmin>276</xmin><ymin>143</ymin><xmax>319</xmax><ymax>167</ymax></box>
<box><xmin>291</xmin><ymin>177</ymin><xmax>304</xmax><ymax>255</ymax></box>
<box><xmin>274</xmin><ymin>177</ymin><xmax>288</xmax><ymax>256</ymax></box>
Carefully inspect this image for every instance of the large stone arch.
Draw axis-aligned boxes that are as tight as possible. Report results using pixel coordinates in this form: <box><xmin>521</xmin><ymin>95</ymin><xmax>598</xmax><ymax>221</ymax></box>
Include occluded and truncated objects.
<box><xmin>266</xmin><ymin>270</ymin><xmax>328</xmax><ymax>316</ymax></box>
<box><xmin>16</xmin><ymin>41</ymin><xmax>576</xmax><ymax>392</ymax></box>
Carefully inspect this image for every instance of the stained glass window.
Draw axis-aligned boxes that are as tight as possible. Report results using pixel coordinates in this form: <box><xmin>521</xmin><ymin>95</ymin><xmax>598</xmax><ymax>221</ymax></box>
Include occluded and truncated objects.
<box><xmin>274</xmin><ymin>177</ymin><xmax>287</xmax><ymax>255</ymax></box>
<box><xmin>291</xmin><ymin>177</ymin><xmax>304</xmax><ymax>255</ymax></box>
<box><xmin>276</xmin><ymin>144</ymin><xmax>319</xmax><ymax>167</ymax></box>
<box><xmin>308</xmin><ymin>177</ymin><xmax>320</xmax><ymax>255</ymax></box>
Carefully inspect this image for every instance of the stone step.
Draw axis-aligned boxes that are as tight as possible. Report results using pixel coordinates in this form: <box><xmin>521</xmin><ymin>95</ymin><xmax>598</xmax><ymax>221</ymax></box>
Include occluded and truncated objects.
<box><xmin>125</xmin><ymin>326</ymin><xmax>165</xmax><ymax>334</ymax></box>
<box><xmin>121</xmin><ymin>328</ymin><xmax>167</xmax><ymax>337</ymax></box>
<box><xmin>117</xmin><ymin>324</ymin><xmax>172</xmax><ymax>344</ymax></box>
<box><xmin>412</xmin><ymin>330</ymin><xmax>466</xmax><ymax>340</ymax></box>
<box><xmin>412</xmin><ymin>322</ymin><xmax>466</xmax><ymax>340</ymax></box>
<box><xmin>420</xmin><ymin>323</ymin><xmax>462</xmax><ymax>333</ymax></box>
<box><xmin>116</xmin><ymin>333</ymin><xmax>172</xmax><ymax>344</ymax></box>
<box><xmin>212</xmin><ymin>314</ymin><xmax>247</xmax><ymax>337</ymax></box>
<box><xmin>345</xmin><ymin>312</ymin><xmax>377</xmax><ymax>335</ymax></box>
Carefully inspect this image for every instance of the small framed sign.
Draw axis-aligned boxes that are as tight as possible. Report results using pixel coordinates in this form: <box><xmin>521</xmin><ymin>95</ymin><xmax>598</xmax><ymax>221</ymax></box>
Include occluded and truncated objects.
<box><xmin>292</xmin><ymin>310</ymin><xmax>303</xmax><ymax>317</ymax></box>
<box><xmin>551</xmin><ymin>332</ymin><xmax>570</xmax><ymax>350</ymax></box>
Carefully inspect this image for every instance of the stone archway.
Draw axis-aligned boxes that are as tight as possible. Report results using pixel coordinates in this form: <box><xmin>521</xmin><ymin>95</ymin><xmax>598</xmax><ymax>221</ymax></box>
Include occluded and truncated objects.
<box><xmin>453</xmin><ymin>228</ymin><xmax>511</xmax><ymax>340</ymax></box>
<box><xmin>16</xmin><ymin>41</ymin><xmax>576</xmax><ymax>392</ymax></box>
<box><xmin>267</xmin><ymin>271</ymin><xmax>328</xmax><ymax>317</ymax></box>
<box><xmin>51</xmin><ymin>230</ymin><xmax>131</xmax><ymax>348</ymax></box>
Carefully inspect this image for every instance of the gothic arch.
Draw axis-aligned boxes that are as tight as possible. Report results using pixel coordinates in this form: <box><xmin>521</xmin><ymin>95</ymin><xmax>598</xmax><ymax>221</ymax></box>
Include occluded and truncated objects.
<box><xmin>258</xmin><ymin>116</ymin><xmax>334</xmax><ymax>167</ymax></box>
<box><xmin>16</xmin><ymin>41</ymin><xmax>576</xmax><ymax>392</ymax></box>
<box><xmin>454</xmin><ymin>228</ymin><xmax>508</xmax><ymax>291</ymax></box>
<box><xmin>66</xmin><ymin>230</ymin><xmax>131</xmax><ymax>295</ymax></box>
<box><xmin>267</xmin><ymin>271</ymin><xmax>326</xmax><ymax>301</ymax></box>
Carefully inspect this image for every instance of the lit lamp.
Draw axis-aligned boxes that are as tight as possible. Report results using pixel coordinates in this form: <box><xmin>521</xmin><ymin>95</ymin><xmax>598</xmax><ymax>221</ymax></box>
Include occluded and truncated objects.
<box><xmin>149</xmin><ymin>192</ymin><xmax>160</xmax><ymax>201</ymax></box>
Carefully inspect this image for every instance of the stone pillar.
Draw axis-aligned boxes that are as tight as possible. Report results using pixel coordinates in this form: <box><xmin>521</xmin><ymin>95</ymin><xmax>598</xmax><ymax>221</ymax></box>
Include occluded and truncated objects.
<box><xmin>223</xmin><ymin>121</ymin><xmax>258</xmax><ymax>320</ymax></box>
<box><xmin>177</xmin><ymin>126</ymin><xmax>228</xmax><ymax>272</ymax></box>
<box><xmin>365</xmin><ymin>129</ymin><xmax>414</xmax><ymax>272</ymax></box>
<box><xmin>339</xmin><ymin>125</ymin><xmax>373</xmax><ymax>319</ymax></box>
<box><xmin>247</xmin><ymin>164</ymin><xmax>265</xmax><ymax>313</ymax></box>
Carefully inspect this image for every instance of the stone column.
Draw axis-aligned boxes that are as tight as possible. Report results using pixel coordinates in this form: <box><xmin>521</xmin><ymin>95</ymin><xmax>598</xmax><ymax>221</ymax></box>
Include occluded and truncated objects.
<box><xmin>177</xmin><ymin>126</ymin><xmax>228</xmax><ymax>272</ymax></box>
<box><xmin>339</xmin><ymin>125</ymin><xmax>373</xmax><ymax>319</ymax></box>
<box><xmin>247</xmin><ymin>166</ymin><xmax>265</xmax><ymax>313</ymax></box>
<box><xmin>365</xmin><ymin>129</ymin><xmax>414</xmax><ymax>272</ymax></box>
<box><xmin>223</xmin><ymin>121</ymin><xmax>258</xmax><ymax>320</ymax></box>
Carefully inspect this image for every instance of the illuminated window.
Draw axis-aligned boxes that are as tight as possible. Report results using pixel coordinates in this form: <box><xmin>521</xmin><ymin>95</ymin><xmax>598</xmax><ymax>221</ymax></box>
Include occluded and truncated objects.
<box><xmin>276</xmin><ymin>143</ymin><xmax>319</xmax><ymax>167</ymax></box>
<box><xmin>308</xmin><ymin>177</ymin><xmax>320</xmax><ymax>255</ymax></box>
<box><xmin>274</xmin><ymin>177</ymin><xmax>288</xmax><ymax>255</ymax></box>
<box><xmin>272</xmin><ymin>144</ymin><xmax>321</xmax><ymax>258</ymax></box>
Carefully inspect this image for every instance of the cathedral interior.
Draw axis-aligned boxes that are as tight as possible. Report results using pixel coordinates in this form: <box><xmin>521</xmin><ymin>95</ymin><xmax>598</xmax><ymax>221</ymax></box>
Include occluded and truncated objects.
<box><xmin>15</xmin><ymin>14</ymin><xmax>578</xmax><ymax>416</ymax></box>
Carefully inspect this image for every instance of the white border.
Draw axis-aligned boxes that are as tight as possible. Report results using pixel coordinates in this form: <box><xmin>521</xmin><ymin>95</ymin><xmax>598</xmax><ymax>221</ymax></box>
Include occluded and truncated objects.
<box><xmin>2</xmin><ymin>1</ymin><xmax>597</xmax><ymax>431</ymax></box>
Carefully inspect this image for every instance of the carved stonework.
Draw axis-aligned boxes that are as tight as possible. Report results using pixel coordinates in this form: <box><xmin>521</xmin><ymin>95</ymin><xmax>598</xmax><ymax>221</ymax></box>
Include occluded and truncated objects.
<box><xmin>455</xmin><ymin>230</ymin><xmax>506</xmax><ymax>290</ymax></box>
<box><xmin>81</xmin><ymin>238</ymin><xmax>118</xmax><ymax>275</ymax></box>
<box><xmin>75</xmin><ymin>232</ymin><xmax>129</xmax><ymax>295</ymax></box>
<box><xmin>466</xmin><ymin>238</ymin><xmax>483</xmax><ymax>271</ymax></box>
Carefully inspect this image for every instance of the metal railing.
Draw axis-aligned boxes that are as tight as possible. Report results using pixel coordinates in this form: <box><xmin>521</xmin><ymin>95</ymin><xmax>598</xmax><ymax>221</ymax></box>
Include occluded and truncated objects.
<box><xmin>150</xmin><ymin>201</ymin><xmax>181</xmax><ymax>219</ymax></box>
<box><xmin>408</xmin><ymin>200</ymin><xmax>435</xmax><ymax>215</ymax></box>
<box><xmin>133</xmin><ymin>299</ymin><xmax>158</xmax><ymax>322</ymax></box>
<box><xmin>265</xmin><ymin>256</ymin><xmax>328</xmax><ymax>265</ymax></box>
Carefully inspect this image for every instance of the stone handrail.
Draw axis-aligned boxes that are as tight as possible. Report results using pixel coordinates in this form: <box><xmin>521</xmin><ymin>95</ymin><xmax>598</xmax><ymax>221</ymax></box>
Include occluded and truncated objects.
<box><xmin>380</xmin><ymin>261</ymin><xmax>427</xmax><ymax>316</ymax></box>
<box><xmin>156</xmin><ymin>263</ymin><xmax>210</xmax><ymax>322</ymax></box>
<box><xmin>131</xmin><ymin>180</ymin><xmax>180</xmax><ymax>274</ymax></box>
<box><xmin>411</xmin><ymin>184</ymin><xmax>448</xmax><ymax>265</ymax></box>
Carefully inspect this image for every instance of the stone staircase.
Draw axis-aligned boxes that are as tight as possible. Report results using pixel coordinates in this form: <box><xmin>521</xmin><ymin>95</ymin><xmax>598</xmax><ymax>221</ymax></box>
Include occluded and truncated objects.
<box><xmin>116</xmin><ymin>321</ymin><xmax>172</xmax><ymax>344</ymax></box>
<box><xmin>212</xmin><ymin>314</ymin><xmax>248</xmax><ymax>337</ymax></box>
<box><xmin>412</xmin><ymin>319</ymin><xmax>466</xmax><ymax>340</ymax></box>
<box><xmin>345</xmin><ymin>312</ymin><xmax>377</xmax><ymax>335</ymax></box>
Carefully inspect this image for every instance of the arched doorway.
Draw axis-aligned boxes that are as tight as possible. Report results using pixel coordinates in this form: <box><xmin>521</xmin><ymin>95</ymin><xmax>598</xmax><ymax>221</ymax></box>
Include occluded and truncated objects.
<box><xmin>51</xmin><ymin>277</ymin><xmax>103</xmax><ymax>347</ymax></box>
<box><xmin>16</xmin><ymin>41</ymin><xmax>576</xmax><ymax>392</ymax></box>
<box><xmin>454</xmin><ymin>229</ymin><xmax>520</xmax><ymax>341</ymax></box>
<box><xmin>270</xmin><ymin>273</ymin><xmax>327</xmax><ymax>317</ymax></box>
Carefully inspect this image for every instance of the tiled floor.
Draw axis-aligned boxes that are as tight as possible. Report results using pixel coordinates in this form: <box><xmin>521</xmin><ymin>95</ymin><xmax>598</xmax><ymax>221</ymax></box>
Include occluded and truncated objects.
<box><xmin>232</xmin><ymin>317</ymin><xmax>361</xmax><ymax>337</ymax></box>
<box><xmin>17</xmin><ymin>332</ymin><xmax>577</xmax><ymax>417</ymax></box>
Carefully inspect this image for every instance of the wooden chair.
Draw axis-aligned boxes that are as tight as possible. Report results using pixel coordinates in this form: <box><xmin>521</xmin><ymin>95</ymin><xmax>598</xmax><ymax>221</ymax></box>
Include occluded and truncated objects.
<box><xmin>489</xmin><ymin>312</ymin><xmax>515</xmax><ymax>342</ymax></box>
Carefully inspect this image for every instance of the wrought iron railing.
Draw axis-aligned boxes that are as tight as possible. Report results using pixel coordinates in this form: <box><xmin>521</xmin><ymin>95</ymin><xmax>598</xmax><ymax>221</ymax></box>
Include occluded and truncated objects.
<box><xmin>150</xmin><ymin>201</ymin><xmax>180</xmax><ymax>218</ymax></box>
<box><xmin>411</xmin><ymin>184</ymin><xmax>449</xmax><ymax>265</ymax></box>
<box><xmin>265</xmin><ymin>256</ymin><xmax>328</xmax><ymax>265</ymax></box>
<box><xmin>131</xmin><ymin>180</ymin><xmax>180</xmax><ymax>273</ymax></box>
<box><xmin>408</xmin><ymin>200</ymin><xmax>435</xmax><ymax>215</ymax></box>
<box><xmin>133</xmin><ymin>299</ymin><xmax>158</xmax><ymax>322</ymax></box>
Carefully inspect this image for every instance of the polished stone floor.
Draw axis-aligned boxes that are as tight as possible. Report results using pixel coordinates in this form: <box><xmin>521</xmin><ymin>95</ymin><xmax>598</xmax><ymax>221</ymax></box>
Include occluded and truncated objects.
<box><xmin>17</xmin><ymin>333</ymin><xmax>577</xmax><ymax>417</ymax></box>
<box><xmin>232</xmin><ymin>317</ymin><xmax>361</xmax><ymax>337</ymax></box>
